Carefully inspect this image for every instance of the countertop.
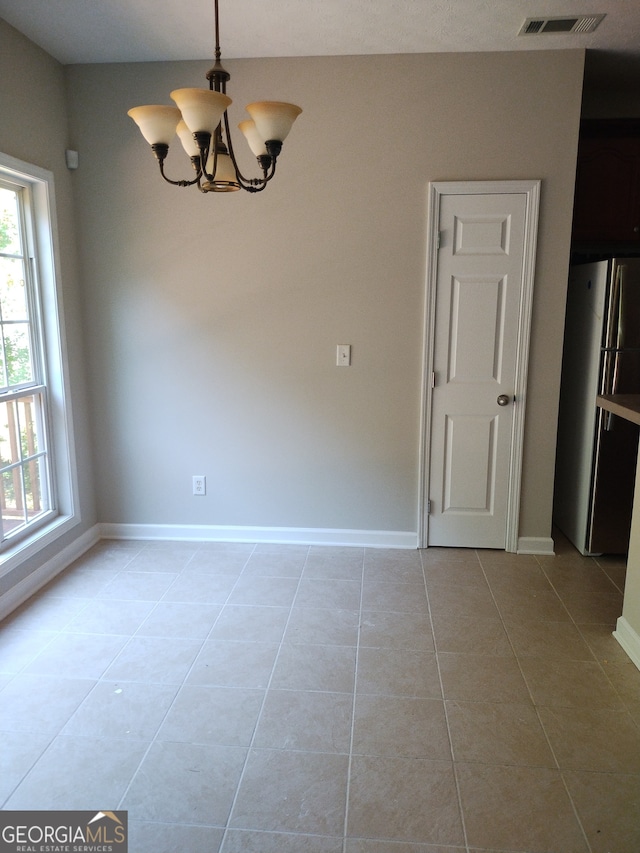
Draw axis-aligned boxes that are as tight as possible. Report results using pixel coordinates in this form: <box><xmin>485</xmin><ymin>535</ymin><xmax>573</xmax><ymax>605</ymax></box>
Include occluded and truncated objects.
<box><xmin>596</xmin><ymin>394</ymin><xmax>640</xmax><ymax>427</ymax></box>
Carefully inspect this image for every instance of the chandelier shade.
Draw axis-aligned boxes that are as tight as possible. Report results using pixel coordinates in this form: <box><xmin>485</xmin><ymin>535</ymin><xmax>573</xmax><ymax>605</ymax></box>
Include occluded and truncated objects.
<box><xmin>203</xmin><ymin>151</ymin><xmax>240</xmax><ymax>192</ymax></box>
<box><xmin>245</xmin><ymin>102</ymin><xmax>303</xmax><ymax>146</ymax></box>
<box><xmin>176</xmin><ymin>120</ymin><xmax>201</xmax><ymax>157</ymax></box>
<box><xmin>127</xmin><ymin>105</ymin><xmax>181</xmax><ymax>145</ymax></box>
<box><xmin>238</xmin><ymin>120</ymin><xmax>268</xmax><ymax>157</ymax></box>
<box><xmin>169</xmin><ymin>88</ymin><xmax>232</xmax><ymax>137</ymax></box>
<box><xmin>127</xmin><ymin>0</ymin><xmax>302</xmax><ymax>194</ymax></box>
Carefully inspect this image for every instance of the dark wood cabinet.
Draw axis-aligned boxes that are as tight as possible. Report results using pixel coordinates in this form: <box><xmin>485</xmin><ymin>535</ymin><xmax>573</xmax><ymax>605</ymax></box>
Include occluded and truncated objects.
<box><xmin>572</xmin><ymin>120</ymin><xmax>640</xmax><ymax>249</ymax></box>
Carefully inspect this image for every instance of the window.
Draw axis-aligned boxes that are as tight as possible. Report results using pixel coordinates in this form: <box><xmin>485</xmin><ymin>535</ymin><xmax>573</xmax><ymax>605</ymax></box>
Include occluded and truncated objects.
<box><xmin>0</xmin><ymin>153</ymin><xmax>78</xmax><ymax>567</ymax></box>
<box><xmin>0</xmin><ymin>181</ymin><xmax>52</xmax><ymax>542</ymax></box>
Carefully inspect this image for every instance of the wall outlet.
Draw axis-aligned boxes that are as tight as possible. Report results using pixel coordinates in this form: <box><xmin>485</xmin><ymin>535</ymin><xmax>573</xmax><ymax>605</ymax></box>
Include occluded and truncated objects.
<box><xmin>193</xmin><ymin>475</ymin><xmax>206</xmax><ymax>496</ymax></box>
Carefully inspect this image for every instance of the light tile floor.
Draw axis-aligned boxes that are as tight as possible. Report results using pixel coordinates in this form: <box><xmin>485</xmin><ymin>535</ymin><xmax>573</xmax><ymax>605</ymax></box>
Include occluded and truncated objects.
<box><xmin>1</xmin><ymin>533</ymin><xmax>640</xmax><ymax>852</ymax></box>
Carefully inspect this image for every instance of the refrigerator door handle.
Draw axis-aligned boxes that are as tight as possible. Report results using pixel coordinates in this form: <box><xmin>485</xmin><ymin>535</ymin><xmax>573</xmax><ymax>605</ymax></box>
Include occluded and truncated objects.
<box><xmin>616</xmin><ymin>265</ymin><xmax>627</xmax><ymax>350</ymax></box>
<box><xmin>601</xmin><ymin>346</ymin><xmax>617</xmax><ymax>431</ymax></box>
<box><xmin>605</xmin><ymin>350</ymin><xmax>621</xmax><ymax>431</ymax></box>
<box><xmin>604</xmin><ymin>263</ymin><xmax>621</xmax><ymax>351</ymax></box>
<box><xmin>603</xmin><ymin>264</ymin><xmax>625</xmax><ymax>431</ymax></box>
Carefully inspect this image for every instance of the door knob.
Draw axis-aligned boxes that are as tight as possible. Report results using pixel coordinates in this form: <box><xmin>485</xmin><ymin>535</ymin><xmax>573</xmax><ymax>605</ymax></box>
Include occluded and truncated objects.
<box><xmin>497</xmin><ymin>394</ymin><xmax>510</xmax><ymax>406</ymax></box>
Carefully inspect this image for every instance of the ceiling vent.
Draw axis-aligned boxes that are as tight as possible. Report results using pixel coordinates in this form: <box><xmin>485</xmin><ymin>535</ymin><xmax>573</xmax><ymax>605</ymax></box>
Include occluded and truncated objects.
<box><xmin>519</xmin><ymin>14</ymin><xmax>605</xmax><ymax>35</ymax></box>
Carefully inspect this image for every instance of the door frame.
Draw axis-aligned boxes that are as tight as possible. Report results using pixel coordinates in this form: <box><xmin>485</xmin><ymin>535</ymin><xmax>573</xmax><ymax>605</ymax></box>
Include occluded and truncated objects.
<box><xmin>418</xmin><ymin>180</ymin><xmax>541</xmax><ymax>551</ymax></box>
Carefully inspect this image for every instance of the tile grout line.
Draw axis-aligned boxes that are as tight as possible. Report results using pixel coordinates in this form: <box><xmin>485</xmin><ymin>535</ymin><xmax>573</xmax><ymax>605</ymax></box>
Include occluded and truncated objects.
<box><xmin>340</xmin><ymin>546</ymin><xmax>366</xmax><ymax>853</ymax></box>
<box><xmin>0</xmin><ymin>730</ymin><xmax>59</xmax><ymax>808</ymax></box>
<box><xmin>533</xmin><ymin>554</ymin><xmax>608</xmax><ymax>853</ymax></box>
<box><xmin>114</xmin><ymin>543</ymin><xmax>260</xmax><ymax>818</ymax></box>
<box><xmin>591</xmin><ymin>551</ymin><xmax>628</xmax><ymax>595</ymax></box>
<box><xmin>0</xmin><ymin>542</ymin><xmax>145</xmax><ymax>683</ymax></box>
<box><xmin>0</xmin><ymin>543</ymin><xmax>165</xmax><ymax>810</ymax></box>
<box><xmin>86</xmin><ymin>543</ymin><xmax>204</xmax><ymax>664</ymax></box>
<box><xmin>536</xmin><ymin>553</ymin><xmax>640</xmax><ymax>727</ymax></box>
<box><xmin>421</xmin><ymin>546</ymin><xmax>476</xmax><ymax>853</ymax></box>
<box><xmin>216</xmin><ymin>544</ymin><xmax>314</xmax><ymax>853</ymax></box>
<box><xmin>477</xmin><ymin>550</ymin><xmax>593</xmax><ymax>853</ymax></box>
<box><xmin>0</xmin><ymin>544</ymin><xmax>155</xmax><ymax>809</ymax></box>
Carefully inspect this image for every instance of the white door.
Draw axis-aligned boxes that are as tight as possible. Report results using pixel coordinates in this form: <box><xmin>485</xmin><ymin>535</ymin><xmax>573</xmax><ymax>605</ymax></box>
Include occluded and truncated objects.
<box><xmin>422</xmin><ymin>182</ymin><xmax>539</xmax><ymax>550</ymax></box>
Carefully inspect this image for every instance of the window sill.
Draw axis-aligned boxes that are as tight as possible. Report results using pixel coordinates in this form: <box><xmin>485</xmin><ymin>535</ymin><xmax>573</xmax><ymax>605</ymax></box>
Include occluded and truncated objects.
<box><xmin>0</xmin><ymin>511</ymin><xmax>81</xmax><ymax>580</ymax></box>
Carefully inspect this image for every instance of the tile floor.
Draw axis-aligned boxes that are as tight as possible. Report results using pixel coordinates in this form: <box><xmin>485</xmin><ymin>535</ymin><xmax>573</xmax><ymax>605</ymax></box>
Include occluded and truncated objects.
<box><xmin>1</xmin><ymin>534</ymin><xmax>640</xmax><ymax>852</ymax></box>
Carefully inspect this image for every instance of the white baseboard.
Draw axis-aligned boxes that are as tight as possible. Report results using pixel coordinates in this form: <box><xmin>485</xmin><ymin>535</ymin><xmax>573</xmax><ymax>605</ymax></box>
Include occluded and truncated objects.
<box><xmin>613</xmin><ymin>617</ymin><xmax>640</xmax><ymax>672</ymax></box>
<box><xmin>0</xmin><ymin>525</ymin><xmax>101</xmax><ymax>621</ymax></box>
<box><xmin>516</xmin><ymin>536</ymin><xmax>555</xmax><ymax>556</ymax></box>
<box><xmin>98</xmin><ymin>522</ymin><xmax>418</xmax><ymax>550</ymax></box>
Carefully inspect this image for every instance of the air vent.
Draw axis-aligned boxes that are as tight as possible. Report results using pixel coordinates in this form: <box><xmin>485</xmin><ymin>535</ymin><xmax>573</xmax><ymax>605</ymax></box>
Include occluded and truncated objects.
<box><xmin>519</xmin><ymin>14</ymin><xmax>605</xmax><ymax>35</ymax></box>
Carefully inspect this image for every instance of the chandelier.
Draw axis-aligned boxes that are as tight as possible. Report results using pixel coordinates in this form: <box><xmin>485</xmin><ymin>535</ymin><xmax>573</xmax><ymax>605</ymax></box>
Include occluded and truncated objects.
<box><xmin>127</xmin><ymin>0</ymin><xmax>302</xmax><ymax>193</ymax></box>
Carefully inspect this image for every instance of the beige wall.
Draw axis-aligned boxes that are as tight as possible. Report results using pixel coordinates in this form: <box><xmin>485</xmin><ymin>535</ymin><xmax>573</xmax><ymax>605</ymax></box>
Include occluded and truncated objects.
<box><xmin>0</xmin><ymin>19</ymin><xmax>96</xmax><ymax>595</ymax></box>
<box><xmin>63</xmin><ymin>49</ymin><xmax>584</xmax><ymax>543</ymax></box>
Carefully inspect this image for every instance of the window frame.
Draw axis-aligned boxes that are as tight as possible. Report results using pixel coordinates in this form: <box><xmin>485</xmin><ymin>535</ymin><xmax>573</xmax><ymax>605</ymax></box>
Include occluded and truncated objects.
<box><xmin>0</xmin><ymin>151</ymin><xmax>80</xmax><ymax>575</ymax></box>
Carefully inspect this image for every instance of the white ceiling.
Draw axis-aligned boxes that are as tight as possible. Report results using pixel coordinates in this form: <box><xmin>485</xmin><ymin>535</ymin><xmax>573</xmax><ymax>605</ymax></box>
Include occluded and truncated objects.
<box><xmin>1</xmin><ymin>0</ymin><xmax>639</xmax><ymax>86</ymax></box>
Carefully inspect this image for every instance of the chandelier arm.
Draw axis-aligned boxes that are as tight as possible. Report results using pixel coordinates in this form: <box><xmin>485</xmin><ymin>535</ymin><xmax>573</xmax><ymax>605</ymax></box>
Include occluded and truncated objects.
<box><xmin>152</xmin><ymin>144</ymin><xmax>202</xmax><ymax>187</ymax></box>
<box><xmin>158</xmin><ymin>167</ymin><xmax>201</xmax><ymax>188</ymax></box>
<box><xmin>241</xmin><ymin>180</ymin><xmax>268</xmax><ymax>194</ymax></box>
<box><xmin>221</xmin><ymin>110</ymin><xmax>274</xmax><ymax>191</ymax></box>
<box><xmin>221</xmin><ymin>111</ymin><xmax>258</xmax><ymax>188</ymax></box>
<box><xmin>263</xmin><ymin>156</ymin><xmax>278</xmax><ymax>183</ymax></box>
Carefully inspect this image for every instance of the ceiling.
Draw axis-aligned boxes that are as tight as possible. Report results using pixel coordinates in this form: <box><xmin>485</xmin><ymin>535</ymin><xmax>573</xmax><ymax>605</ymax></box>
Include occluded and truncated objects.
<box><xmin>1</xmin><ymin>0</ymin><xmax>639</xmax><ymax>89</ymax></box>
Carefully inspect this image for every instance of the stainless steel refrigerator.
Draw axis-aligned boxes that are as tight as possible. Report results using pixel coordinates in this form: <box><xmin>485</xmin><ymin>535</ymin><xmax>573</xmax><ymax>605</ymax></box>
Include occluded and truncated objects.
<box><xmin>554</xmin><ymin>258</ymin><xmax>640</xmax><ymax>555</ymax></box>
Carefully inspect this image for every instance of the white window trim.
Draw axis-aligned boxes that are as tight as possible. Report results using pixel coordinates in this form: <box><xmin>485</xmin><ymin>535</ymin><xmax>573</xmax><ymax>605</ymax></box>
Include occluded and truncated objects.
<box><xmin>0</xmin><ymin>151</ymin><xmax>80</xmax><ymax>575</ymax></box>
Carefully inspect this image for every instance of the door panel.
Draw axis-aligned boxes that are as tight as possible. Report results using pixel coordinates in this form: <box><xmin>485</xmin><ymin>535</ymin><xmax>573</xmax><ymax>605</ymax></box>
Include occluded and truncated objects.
<box><xmin>448</xmin><ymin>275</ymin><xmax>505</xmax><ymax>383</ymax></box>
<box><xmin>428</xmin><ymin>192</ymin><xmax>528</xmax><ymax>548</ymax></box>
<box><xmin>443</xmin><ymin>413</ymin><xmax>497</xmax><ymax>512</ymax></box>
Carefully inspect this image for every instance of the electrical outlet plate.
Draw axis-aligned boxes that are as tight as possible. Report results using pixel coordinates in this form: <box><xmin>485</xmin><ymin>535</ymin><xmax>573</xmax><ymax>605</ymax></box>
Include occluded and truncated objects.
<box><xmin>193</xmin><ymin>475</ymin><xmax>206</xmax><ymax>496</ymax></box>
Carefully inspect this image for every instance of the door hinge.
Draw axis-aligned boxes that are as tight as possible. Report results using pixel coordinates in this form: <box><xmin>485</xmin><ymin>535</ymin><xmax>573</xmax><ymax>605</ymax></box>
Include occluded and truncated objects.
<box><xmin>431</xmin><ymin>371</ymin><xmax>436</xmax><ymax>388</ymax></box>
<box><xmin>427</xmin><ymin>499</ymin><xmax>432</xmax><ymax>514</ymax></box>
<box><xmin>436</xmin><ymin>232</ymin><xmax>442</xmax><ymax>250</ymax></box>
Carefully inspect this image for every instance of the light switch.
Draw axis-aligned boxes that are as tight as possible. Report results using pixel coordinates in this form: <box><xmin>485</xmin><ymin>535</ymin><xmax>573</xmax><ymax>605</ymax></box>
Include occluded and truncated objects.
<box><xmin>336</xmin><ymin>344</ymin><xmax>351</xmax><ymax>366</ymax></box>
